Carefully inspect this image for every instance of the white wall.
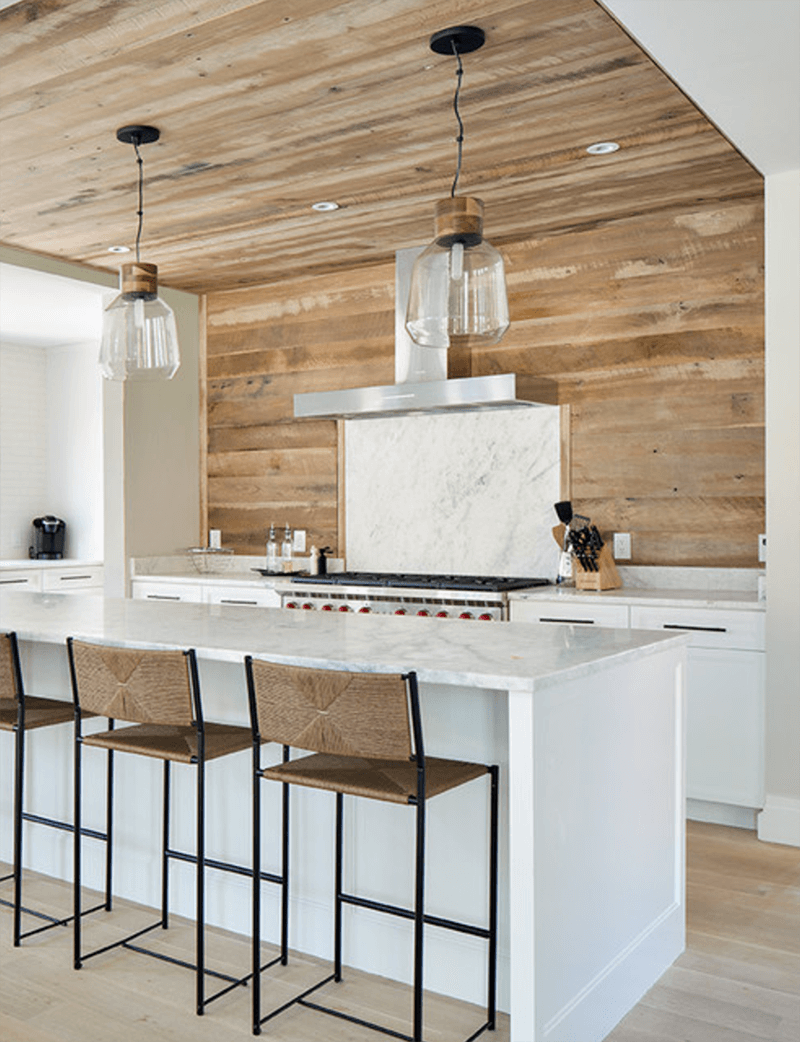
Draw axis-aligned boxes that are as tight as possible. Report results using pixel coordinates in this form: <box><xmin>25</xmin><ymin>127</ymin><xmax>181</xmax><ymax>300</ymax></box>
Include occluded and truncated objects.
<box><xmin>759</xmin><ymin>169</ymin><xmax>800</xmax><ymax>846</ymax></box>
<box><xmin>0</xmin><ymin>342</ymin><xmax>48</xmax><ymax>558</ymax></box>
<box><xmin>45</xmin><ymin>342</ymin><xmax>104</xmax><ymax>560</ymax></box>
<box><xmin>0</xmin><ymin>339</ymin><xmax>104</xmax><ymax>562</ymax></box>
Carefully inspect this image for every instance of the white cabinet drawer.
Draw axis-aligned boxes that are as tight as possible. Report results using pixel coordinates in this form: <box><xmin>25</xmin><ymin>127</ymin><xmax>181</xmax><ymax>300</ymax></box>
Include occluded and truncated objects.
<box><xmin>629</xmin><ymin>606</ymin><xmax>764</xmax><ymax>651</ymax></box>
<box><xmin>42</xmin><ymin>566</ymin><xmax>104</xmax><ymax>592</ymax></box>
<box><xmin>511</xmin><ymin>599</ymin><xmax>630</xmax><ymax>628</ymax></box>
<box><xmin>0</xmin><ymin>569</ymin><xmax>43</xmax><ymax>591</ymax></box>
<box><xmin>131</xmin><ymin>580</ymin><xmax>204</xmax><ymax>603</ymax></box>
<box><xmin>204</xmin><ymin>585</ymin><xmax>280</xmax><ymax>608</ymax></box>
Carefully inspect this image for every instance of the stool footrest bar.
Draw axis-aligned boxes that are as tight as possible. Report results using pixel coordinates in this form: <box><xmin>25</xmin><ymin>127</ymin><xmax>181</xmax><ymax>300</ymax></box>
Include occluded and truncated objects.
<box><xmin>22</xmin><ymin>811</ymin><xmax>108</xmax><ymax>842</ymax></box>
<box><xmin>258</xmin><ymin>972</ymin><xmax>336</xmax><ymax>1026</ymax></box>
<box><xmin>80</xmin><ymin>918</ymin><xmax>163</xmax><ymax>963</ymax></box>
<box><xmin>341</xmin><ymin>891</ymin><xmax>490</xmax><ymax>939</ymax></box>
<box><xmin>299</xmin><ymin>998</ymin><xmax>415</xmax><ymax>1041</ymax></box>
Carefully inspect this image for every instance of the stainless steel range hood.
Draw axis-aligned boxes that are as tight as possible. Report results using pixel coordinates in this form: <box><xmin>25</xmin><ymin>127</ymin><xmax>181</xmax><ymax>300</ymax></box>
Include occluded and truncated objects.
<box><xmin>294</xmin><ymin>247</ymin><xmax>557</xmax><ymax>419</ymax></box>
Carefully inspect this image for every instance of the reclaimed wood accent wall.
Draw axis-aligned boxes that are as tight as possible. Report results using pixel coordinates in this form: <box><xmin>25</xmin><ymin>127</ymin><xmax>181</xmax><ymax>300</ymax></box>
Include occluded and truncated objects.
<box><xmin>204</xmin><ymin>193</ymin><xmax>764</xmax><ymax>568</ymax></box>
<box><xmin>205</xmin><ymin>264</ymin><xmax>394</xmax><ymax>555</ymax></box>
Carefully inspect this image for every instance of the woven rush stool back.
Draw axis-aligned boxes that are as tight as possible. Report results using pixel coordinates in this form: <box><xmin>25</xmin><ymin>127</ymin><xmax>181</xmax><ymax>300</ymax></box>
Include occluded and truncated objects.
<box><xmin>248</xmin><ymin>659</ymin><xmax>413</xmax><ymax>760</ymax></box>
<box><xmin>0</xmin><ymin>632</ymin><xmax>20</xmax><ymax>706</ymax></box>
<box><xmin>69</xmin><ymin>640</ymin><xmax>194</xmax><ymax>726</ymax></box>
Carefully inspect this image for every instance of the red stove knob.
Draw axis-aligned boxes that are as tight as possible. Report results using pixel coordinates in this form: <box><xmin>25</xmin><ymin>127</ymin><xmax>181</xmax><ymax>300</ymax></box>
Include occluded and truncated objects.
<box><xmin>302</xmin><ymin>602</ymin><xmax>314</xmax><ymax>610</ymax></box>
<box><xmin>358</xmin><ymin>606</ymin><xmax>371</xmax><ymax>613</ymax></box>
<box><xmin>435</xmin><ymin>611</ymin><xmax>449</xmax><ymax>618</ymax></box>
<box><xmin>394</xmin><ymin>608</ymin><xmax>407</xmax><ymax>615</ymax></box>
<box><xmin>478</xmin><ymin>613</ymin><xmax>494</xmax><ymax>621</ymax></box>
<box><xmin>459</xmin><ymin>611</ymin><xmax>474</xmax><ymax>620</ymax></box>
<box><xmin>321</xmin><ymin>604</ymin><xmax>334</xmax><ymax>611</ymax></box>
<box><xmin>417</xmin><ymin>609</ymin><xmax>430</xmax><ymax>616</ymax></box>
<box><xmin>285</xmin><ymin>601</ymin><xmax>298</xmax><ymax>609</ymax></box>
<box><xmin>338</xmin><ymin>605</ymin><xmax>351</xmax><ymax>612</ymax></box>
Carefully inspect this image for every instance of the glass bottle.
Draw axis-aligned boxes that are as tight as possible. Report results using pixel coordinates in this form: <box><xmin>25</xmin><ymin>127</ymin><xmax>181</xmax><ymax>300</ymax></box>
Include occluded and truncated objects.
<box><xmin>281</xmin><ymin>524</ymin><xmax>293</xmax><ymax>572</ymax></box>
<box><xmin>266</xmin><ymin>524</ymin><xmax>279</xmax><ymax>573</ymax></box>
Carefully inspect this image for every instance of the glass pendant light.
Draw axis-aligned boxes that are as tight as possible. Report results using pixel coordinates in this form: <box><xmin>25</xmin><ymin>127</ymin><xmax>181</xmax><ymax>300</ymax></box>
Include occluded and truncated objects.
<box><xmin>99</xmin><ymin>125</ymin><xmax>180</xmax><ymax>381</ymax></box>
<box><xmin>406</xmin><ymin>26</ymin><xmax>509</xmax><ymax>351</ymax></box>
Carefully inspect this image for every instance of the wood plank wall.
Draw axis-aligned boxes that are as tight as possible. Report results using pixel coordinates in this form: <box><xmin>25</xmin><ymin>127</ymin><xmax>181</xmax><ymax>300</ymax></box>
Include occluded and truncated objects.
<box><xmin>205</xmin><ymin>193</ymin><xmax>764</xmax><ymax>567</ymax></box>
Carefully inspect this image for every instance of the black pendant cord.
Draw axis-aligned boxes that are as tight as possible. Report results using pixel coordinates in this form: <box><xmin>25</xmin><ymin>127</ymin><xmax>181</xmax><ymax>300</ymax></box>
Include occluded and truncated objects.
<box><xmin>450</xmin><ymin>43</ymin><xmax>464</xmax><ymax>198</ymax></box>
<box><xmin>133</xmin><ymin>141</ymin><xmax>144</xmax><ymax>265</ymax></box>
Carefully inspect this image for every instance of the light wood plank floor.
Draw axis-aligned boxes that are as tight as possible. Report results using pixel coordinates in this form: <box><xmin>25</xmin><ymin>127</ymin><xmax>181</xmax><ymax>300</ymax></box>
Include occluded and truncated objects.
<box><xmin>1</xmin><ymin>821</ymin><xmax>798</xmax><ymax>1041</ymax></box>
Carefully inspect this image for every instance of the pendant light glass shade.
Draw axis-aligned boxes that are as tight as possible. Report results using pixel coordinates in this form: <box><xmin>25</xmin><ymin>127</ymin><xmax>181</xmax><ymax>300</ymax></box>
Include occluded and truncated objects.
<box><xmin>99</xmin><ymin>262</ymin><xmax>180</xmax><ymax>381</ymax></box>
<box><xmin>405</xmin><ymin>196</ymin><xmax>509</xmax><ymax>349</ymax></box>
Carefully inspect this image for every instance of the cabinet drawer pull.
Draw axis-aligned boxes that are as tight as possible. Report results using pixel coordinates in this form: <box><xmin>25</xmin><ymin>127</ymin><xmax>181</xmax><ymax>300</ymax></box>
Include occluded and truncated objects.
<box><xmin>147</xmin><ymin>593</ymin><xmax>181</xmax><ymax>601</ymax></box>
<box><xmin>662</xmin><ymin>623</ymin><xmax>727</xmax><ymax>633</ymax></box>
<box><xmin>220</xmin><ymin>598</ymin><xmax>258</xmax><ymax>605</ymax></box>
<box><xmin>0</xmin><ymin>577</ymin><xmax>29</xmax><ymax>585</ymax></box>
<box><xmin>59</xmin><ymin>574</ymin><xmax>92</xmax><ymax>582</ymax></box>
<box><xmin>539</xmin><ymin>616</ymin><xmax>595</xmax><ymax>625</ymax></box>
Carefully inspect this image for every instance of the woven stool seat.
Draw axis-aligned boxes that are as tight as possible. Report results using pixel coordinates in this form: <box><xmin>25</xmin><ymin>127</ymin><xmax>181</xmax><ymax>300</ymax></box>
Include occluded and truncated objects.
<box><xmin>261</xmin><ymin>751</ymin><xmax>487</xmax><ymax>804</ymax></box>
<box><xmin>0</xmin><ymin>694</ymin><xmax>76</xmax><ymax>731</ymax></box>
<box><xmin>83</xmin><ymin>721</ymin><xmax>253</xmax><ymax>763</ymax></box>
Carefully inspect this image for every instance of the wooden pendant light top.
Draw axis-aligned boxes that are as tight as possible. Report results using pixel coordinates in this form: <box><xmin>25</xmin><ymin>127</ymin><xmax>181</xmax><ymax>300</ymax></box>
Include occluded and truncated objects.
<box><xmin>120</xmin><ymin>262</ymin><xmax>158</xmax><ymax>297</ymax></box>
<box><xmin>434</xmin><ymin>197</ymin><xmax>484</xmax><ymax>242</ymax></box>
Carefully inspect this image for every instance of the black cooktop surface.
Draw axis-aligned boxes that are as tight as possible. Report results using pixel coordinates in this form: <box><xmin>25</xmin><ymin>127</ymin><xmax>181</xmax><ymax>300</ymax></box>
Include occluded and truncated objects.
<box><xmin>293</xmin><ymin>572</ymin><xmax>550</xmax><ymax>592</ymax></box>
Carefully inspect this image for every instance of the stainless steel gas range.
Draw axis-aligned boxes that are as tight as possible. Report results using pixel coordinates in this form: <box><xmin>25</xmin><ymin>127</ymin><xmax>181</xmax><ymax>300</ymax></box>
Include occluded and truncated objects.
<box><xmin>280</xmin><ymin>572</ymin><xmax>551</xmax><ymax>621</ymax></box>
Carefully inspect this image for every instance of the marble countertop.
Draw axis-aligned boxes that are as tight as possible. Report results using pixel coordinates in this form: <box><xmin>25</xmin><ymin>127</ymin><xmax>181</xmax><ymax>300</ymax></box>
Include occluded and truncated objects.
<box><xmin>0</xmin><ymin>590</ymin><xmax>686</xmax><ymax>693</ymax></box>
<box><xmin>0</xmin><ymin>559</ymin><xmax>103</xmax><ymax>570</ymax></box>
<box><xmin>509</xmin><ymin>585</ymin><xmax>763</xmax><ymax>611</ymax></box>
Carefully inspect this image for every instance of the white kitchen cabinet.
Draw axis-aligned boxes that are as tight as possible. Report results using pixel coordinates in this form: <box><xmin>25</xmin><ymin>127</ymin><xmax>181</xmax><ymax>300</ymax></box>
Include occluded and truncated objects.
<box><xmin>131</xmin><ymin>579</ymin><xmax>204</xmax><ymax>603</ymax></box>
<box><xmin>510</xmin><ymin>598</ymin><xmax>630</xmax><ymax>628</ymax></box>
<box><xmin>130</xmin><ymin>577</ymin><xmax>280</xmax><ymax>608</ymax></box>
<box><xmin>204</xmin><ymin>584</ymin><xmax>280</xmax><ymax>608</ymax></box>
<box><xmin>42</xmin><ymin>564</ymin><xmax>104</xmax><ymax>595</ymax></box>
<box><xmin>630</xmin><ymin>605</ymin><xmax>765</xmax><ymax>809</ymax></box>
<box><xmin>0</xmin><ymin>568</ymin><xmax>43</xmax><ymax>591</ymax></box>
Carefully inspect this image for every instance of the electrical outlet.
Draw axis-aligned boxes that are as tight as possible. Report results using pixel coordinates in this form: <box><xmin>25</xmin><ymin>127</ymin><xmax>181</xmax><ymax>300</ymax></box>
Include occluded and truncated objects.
<box><xmin>293</xmin><ymin>529</ymin><xmax>307</xmax><ymax>553</ymax></box>
<box><xmin>758</xmin><ymin>533</ymin><xmax>766</xmax><ymax>563</ymax></box>
<box><xmin>613</xmin><ymin>532</ymin><xmax>631</xmax><ymax>560</ymax></box>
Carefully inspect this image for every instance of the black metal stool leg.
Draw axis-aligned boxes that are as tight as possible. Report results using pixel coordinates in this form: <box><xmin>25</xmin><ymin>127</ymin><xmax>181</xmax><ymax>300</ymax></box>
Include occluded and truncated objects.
<box><xmin>12</xmin><ymin>715</ymin><xmax>24</xmax><ymax>946</ymax></box>
<box><xmin>334</xmin><ymin>792</ymin><xmax>343</xmax><ymax>982</ymax></box>
<box><xmin>488</xmin><ymin>765</ymin><xmax>499</xmax><ymax>1030</ymax></box>
<box><xmin>196</xmin><ymin>749</ymin><xmax>206</xmax><ymax>1016</ymax></box>
<box><xmin>413</xmin><ymin>786</ymin><xmax>426</xmax><ymax>1042</ymax></box>
<box><xmin>253</xmin><ymin>738</ymin><xmax>262</xmax><ymax>1034</ymax></box>
<box><xmin>73</xmin><ymin>727</ymin><xmax>82</xmax><ymax>969</ymax></box>
<box><xmin>281</xmin><ymin>748</ymin><xmax>290</xmax><ymax>966</ymax></box>
<box><xmin>104</xmin><ymin>742</ymin><xmax>114</xmax><ymax>912</ymax></box>
<box><xmin>162</xmin><ymin>760</ymin><xmax>171</xmax><ymax>927</ymax></box>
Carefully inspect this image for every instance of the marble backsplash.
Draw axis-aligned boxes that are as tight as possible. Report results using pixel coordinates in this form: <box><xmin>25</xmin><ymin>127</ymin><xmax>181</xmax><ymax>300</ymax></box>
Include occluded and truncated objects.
<box><xmin>344</xmin><ymin>405</ymin><xmax>562</xmax><ymax>578</ymax></box>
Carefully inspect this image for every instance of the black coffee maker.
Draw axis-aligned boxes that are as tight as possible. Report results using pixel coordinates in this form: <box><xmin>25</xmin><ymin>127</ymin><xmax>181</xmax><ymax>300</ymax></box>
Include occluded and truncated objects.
<box><xmin>30</xmin><ymin>516</ymin><xmax>66</xmax><ymax>559</ymax></box>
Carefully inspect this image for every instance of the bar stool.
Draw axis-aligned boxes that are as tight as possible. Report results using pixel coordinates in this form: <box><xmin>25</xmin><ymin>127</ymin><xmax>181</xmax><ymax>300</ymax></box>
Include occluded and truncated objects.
<box><xmin>0</xmin><ymin>631</ymin><xmax>112</xmax><ymax>945</ymax></box>
<box><xmin>68</xmin><ymin>637</ymin><xmax>255</xmax><ymax>1015</ymax></box>
<box><xmin>245</xmin><ymin>657</ymin><xmax>499</xmax><ymax>1041</ymax></box>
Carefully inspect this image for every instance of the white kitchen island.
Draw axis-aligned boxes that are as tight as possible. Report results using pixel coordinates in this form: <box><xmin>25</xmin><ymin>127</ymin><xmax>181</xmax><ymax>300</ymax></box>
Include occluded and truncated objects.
<box><xmin>0</xmin><ymin>591</ymin><xmax>687</xmax><ymax>1042</ymax></box>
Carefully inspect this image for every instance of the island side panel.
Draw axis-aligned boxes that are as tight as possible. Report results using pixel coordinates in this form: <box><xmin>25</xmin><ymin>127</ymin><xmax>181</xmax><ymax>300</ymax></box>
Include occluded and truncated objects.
<box><xmin>510</xmin><ymin>644</ymin><xmax>686</xmax><ymax>1042</ymax></box>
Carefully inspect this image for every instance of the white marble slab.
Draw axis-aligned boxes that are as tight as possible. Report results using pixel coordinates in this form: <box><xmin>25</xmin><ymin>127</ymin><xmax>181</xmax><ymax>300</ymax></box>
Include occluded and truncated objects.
<box><xmin>345</xmin><ymin>406</ymin><xmax>561</xmax><ymax>578</ymax></box>
<box><xmin>0</xmin><ymin>590</ymin><xmax>684</xmax><ymax>697</ymax></box>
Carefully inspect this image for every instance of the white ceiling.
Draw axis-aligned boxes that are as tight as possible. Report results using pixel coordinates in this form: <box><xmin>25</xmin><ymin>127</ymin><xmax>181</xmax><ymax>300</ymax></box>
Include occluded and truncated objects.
<box><xmin>0</xmin><ymin>0</ymin><xmax>796</xmax><ymax>348</ymax></box>
<box><xmin>0</xmin><ymin>263</ymin><xmax>110</xmax><ymax>348</ymax></box>
<box><xmin>601</xmin><ymin>0</ymin><xmax>800</xmax><ymax>175</ymax></box>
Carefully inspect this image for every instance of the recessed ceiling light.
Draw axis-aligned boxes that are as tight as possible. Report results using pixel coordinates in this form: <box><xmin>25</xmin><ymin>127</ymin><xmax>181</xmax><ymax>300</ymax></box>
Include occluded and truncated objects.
<box><xmin>586</xmin><ymin>141</ymin><xmax>620</xmax><ymax>155</ymax></box>
<box><xmin>311</xmin><ymin>201</ymin><xmax>340</xmax><ymax>212</ymax></box>
<box><xmin>107</xmin><ymin>245</ymin><xmax>131</xmax><ymax>253</ymax></box>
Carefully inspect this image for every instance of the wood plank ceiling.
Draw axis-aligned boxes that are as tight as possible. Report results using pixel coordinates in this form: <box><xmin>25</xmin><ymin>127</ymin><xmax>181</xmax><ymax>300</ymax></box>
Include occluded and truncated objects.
<box><xmin>0</xmin><ymin>0</ymin><xmax>762</xmax><ymax>294</ymax></box>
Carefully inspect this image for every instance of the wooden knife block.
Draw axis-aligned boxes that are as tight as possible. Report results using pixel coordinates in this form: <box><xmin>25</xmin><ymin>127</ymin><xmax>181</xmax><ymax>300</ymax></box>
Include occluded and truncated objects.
<box><xmin>552</xmin><ymin>524</ymin><xmax>622</xmax><ymax>591</ymax></box>
<box><xmin>574</xmin><ymin>542</ymin><xmax>622</xmax><ymax>591</ymax></box>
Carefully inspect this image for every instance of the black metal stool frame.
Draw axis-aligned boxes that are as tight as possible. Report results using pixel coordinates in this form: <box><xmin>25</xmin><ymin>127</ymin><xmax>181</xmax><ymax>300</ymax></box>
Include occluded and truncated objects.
<box><xmin>247</xmin><ymin>660</ymin><xmax>499</xmax><ymax>1042</ymax></box>
<box><xmin>69</xmin><ymin>639</ymin><xmax>278</xmax><ymax>1016</ymax></box>
<box><xmin>0</xmin><ymin>630</ymin><xmax>112</xmax><ymax>945</ymax></box>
